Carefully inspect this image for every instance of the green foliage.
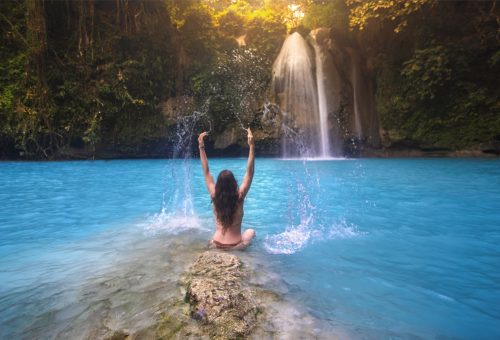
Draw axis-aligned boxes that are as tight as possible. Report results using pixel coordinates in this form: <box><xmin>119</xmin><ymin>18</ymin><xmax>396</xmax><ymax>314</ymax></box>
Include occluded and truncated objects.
<box><xmin>1</xmin><ymin>0</ymin><xmax>499</xmax><ymax>158</ymax></box>
<box><xmin>347</xmin><ymin>0</ymin><xmax>434</xmax><ymax>33</ymax></box>
<box><xmin>200</xmin><ymin>48</ymin><xmax>272</xmax><ymax>132</ymax></box>
<box><xmin>0</xmin><ymin>0</ymin><xmax>36</xmax><ymax>157</ymax></box>
<box><xmin>245</xmin><ymin>16</ymin><xmax>286</xmax><ymax>58</ymax></box>
<box><xmin>0</xmin><ymin>0</ymin><xmax>291</xmax><ymax>159</ymax></box>
<box><xmin>364</xmin><ymin>0</ymin><xmax>500</xmax><ymax>150</ymax></box>
<box><xmin>218</xmin><ymin>10</ymin><xmax>246</xmax><ymax>37</ymax></box>
<box><xmin>401</xmin><ymin>44</ymin><xmax>452</xmax><ymax>100</ymax></box>
<box><xmin>169</xmin><ymin>0</ymin><xmax>285</xmax><ymax>135</ymax></box>
<box><xmin>302</xmin><ymin>0</ymin><xmax>349</xmax><ymax>32</ymax></box>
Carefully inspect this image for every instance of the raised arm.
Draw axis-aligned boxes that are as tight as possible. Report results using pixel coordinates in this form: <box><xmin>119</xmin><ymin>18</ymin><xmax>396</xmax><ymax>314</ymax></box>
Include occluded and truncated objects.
<box><xmin>198</xmin><ymin>132</ymin><xmax>215</xmax><ymax>198</ymax></box>
<box><xmin>239</xmin><ymin>128</ymin><xmax>255</xmax><ymax>200</ymax></box>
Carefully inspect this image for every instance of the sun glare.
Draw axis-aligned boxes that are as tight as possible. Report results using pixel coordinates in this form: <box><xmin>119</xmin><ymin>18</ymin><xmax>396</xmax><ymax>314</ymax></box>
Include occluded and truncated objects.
<box><xmin>285</xmin><ymin>3</ymin><xmax>305</xmax><ymax>29</ymax></box>
<box><xmin>288</xmin><ymin>4</ymin><xmax>305</xmax><ymax>19</ymax></box>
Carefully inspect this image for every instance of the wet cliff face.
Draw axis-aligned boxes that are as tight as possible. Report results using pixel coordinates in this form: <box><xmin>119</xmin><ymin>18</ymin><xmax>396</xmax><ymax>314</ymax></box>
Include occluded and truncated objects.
<box><xmin>309</xmin><ymin>28</ymin><xmax>344</xmax><ymax>155</ymax></box>
<box><xmin>159</xmin><ymin>28</ymin><xmax>382</xmax><ymax>158</ymax></box>
<box><xmin>308</xmin><ymin>28</ymin><xmax>381</xmax><ymax>151</ymax></box>
<box><xmin>270</xmin><ymin>32</ymin><xmax>323</xmax><ymax>157</ymax></box>
<box><xmin>268</xmin><ymin>28</ymin><xmax>381</xmax><ymax>157</ymax></box>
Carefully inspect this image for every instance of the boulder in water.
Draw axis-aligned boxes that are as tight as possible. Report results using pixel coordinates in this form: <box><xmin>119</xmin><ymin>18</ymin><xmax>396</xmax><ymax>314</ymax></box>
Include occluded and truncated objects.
<box><xmin>183</xmin><ymin>251</ymin><xmax>259</xmax><ymax>338</ymax></box>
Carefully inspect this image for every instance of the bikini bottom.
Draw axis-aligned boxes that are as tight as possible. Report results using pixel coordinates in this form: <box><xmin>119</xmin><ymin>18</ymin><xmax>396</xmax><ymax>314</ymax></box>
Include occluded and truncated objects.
<box><xmin>211</xmin><ymin>239</ymin><xmax>243</xmax><ymax>250</ymax></box>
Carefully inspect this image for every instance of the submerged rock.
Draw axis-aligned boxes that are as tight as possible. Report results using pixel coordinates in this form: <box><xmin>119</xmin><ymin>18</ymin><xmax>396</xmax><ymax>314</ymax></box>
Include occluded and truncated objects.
<box><xmin>183</xmin><ymin>251</ymin><xmax>259</xmax><ymax>339</ymax></box>
<box><xmin>104</xmin><ymin>330</ymin><xmax>130</xmax><ymax>340</ymax></box>
<box><xmin>100</xmin><ymin>248</ymin><xmax>329</xmax><ymax>339</ymax></box>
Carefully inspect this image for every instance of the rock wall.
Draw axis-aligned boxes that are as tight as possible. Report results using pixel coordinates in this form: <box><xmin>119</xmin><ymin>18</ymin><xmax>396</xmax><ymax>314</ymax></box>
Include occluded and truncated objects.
<box><xmin>267</xmin><ymin>28</ymin><xmax>381</xmax><ymax>156</ymax></box>
<box><xmin>309</xmin><ymin>28</ymin><xmax>381</xmax><ymax>152</ymax></box>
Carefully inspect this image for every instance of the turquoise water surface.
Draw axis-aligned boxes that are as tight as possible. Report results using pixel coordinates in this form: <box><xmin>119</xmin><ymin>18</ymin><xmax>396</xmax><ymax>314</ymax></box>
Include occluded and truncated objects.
<box><xmin>1</xmin><ymin>158</ymin><xmax>499</xmax><ymax>338</ymax></box>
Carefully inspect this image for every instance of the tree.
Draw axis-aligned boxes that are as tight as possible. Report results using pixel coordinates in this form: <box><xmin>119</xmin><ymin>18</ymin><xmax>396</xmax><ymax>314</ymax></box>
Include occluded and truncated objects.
<box><xmin>347</xmin><ymin>0</ymin><xmax>434</xmax><ymax>33</ymax></box>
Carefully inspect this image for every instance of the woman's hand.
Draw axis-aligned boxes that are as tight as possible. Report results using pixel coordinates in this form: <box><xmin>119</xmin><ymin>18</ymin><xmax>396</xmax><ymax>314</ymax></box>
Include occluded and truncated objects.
<box><xmin>247</xmin><ymin>128</ymin><xmax>254</xmax><ymax>147</ymax></box>
<box><xmin>198</xmin><ymin>131</ymin><xmax>215</xmax><ymax>196</ymax></box>
<box><xmin>198</xmin><ymin>132</ymin><xmax>208</xmax><ymax>148</ymax></box>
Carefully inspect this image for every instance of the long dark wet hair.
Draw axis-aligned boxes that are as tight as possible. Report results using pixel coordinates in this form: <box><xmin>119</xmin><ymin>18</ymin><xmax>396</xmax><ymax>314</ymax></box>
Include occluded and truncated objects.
<box><xmin>213</xmin><ymin>170</ymin><xmax>239</xmax><ymax>231</ymax></box>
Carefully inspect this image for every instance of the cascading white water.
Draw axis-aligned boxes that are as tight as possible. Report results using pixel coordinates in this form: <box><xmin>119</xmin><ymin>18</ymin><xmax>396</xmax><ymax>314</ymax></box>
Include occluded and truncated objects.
<box><xmin>272</xmin><ymin>32</ymin><xmax>336</xmax><ymax>158</ymax></box>
<box><xmin>272</xmin><ymin>32</ymin><xmax>325</xmax><ymax>157</ymax></box>
<box><xmin>347</xmin><ymin>47</ymin><xmax>381</xmax><ymax>146</ymax></box>
<box><xmin>272</xmin><ymin>30</ymin><xmax>381</xmax><ymax>156</ymax></box>
<box><xmin>311</xmin><ymin>39</ymin><xmax>331</xmax><ymax>157</ymax></box>
<box><xmin>351</xmin><ymin>60</ymin><xmax>362</xmax><ymax>138</ymax></box>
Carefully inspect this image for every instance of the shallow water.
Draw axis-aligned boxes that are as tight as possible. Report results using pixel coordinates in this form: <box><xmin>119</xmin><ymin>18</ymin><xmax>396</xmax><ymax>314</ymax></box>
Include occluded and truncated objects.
<box><xmin>1</xmin><ymin>158</ymin><xmax>499</xmax><ymax>339</ymax></box>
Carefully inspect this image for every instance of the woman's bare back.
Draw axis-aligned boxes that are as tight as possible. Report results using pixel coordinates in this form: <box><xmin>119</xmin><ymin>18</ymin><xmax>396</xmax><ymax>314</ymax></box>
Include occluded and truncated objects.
<box><xmin>199</xmin><ymin>129</ymin><xmax>256</xmax><ymax>250</ymax></box>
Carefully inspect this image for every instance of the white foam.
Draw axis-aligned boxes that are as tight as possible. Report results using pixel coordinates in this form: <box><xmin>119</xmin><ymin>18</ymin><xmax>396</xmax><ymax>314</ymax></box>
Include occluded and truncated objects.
<box><xmin>326</xmin><ymin>219</ymin><xmax>365</xmax><ymax>239</ymax></box>
<box><xmin>435</xmin><ymin>293</ymin><xmax>455</xmax><ymax>302</ymax></box>
<box><xmin>279</xmin><ymin>157</ymin><xmax>351</xmax><ymax>161</ymax></box>
<box><xmin>144</xmin><ymin>209</ymin><xmax>210</xmax><ymax>235</ymax></box>
<box><xmin>264</xmin><ymin>219</ymin><xmax>365</xmax><ymax>255</ymax></box>
<box><xmin>264</xmin><ymin>225</ymin><xmax>312</xmax><ymax>255</ymax></box>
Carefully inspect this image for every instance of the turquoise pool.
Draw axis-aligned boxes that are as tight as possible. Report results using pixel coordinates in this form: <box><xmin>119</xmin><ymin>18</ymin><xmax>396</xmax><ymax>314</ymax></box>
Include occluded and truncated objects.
<box><xmin>1</xmin><ymin>158</ymin><xmax>499</xmax><ymax>338</ymax></box>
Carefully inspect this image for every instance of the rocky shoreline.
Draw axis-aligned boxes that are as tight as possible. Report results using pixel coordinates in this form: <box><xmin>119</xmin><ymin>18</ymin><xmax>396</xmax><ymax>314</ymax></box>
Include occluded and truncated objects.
<box><xmin>360</xmin><ymin>148</ymin><xmax>500</xmax><ymax>158</ymax></box>
<box><xmin>2</xmin><ymin>144</ymin><xmax>499</xmax><ymax>161</ymax></box>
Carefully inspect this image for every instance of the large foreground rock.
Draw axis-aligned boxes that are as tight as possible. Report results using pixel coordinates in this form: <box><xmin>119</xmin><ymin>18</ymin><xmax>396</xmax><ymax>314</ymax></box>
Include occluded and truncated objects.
<box><xmin>102</xmin><ymin>248</ymin><xmax>327</xmax><ymax>339</ymax></box>
<box><xmin>183</xmin><ymin>251</ymin><xmax>259</xmax><ymax>339</ymax></box>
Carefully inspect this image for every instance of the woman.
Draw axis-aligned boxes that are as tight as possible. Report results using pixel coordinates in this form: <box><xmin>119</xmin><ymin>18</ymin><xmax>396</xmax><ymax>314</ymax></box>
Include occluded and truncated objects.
<box><xmin>198</xmin><ymin>128</ymin><xmax>256</xmax><ymax>250</ymax></box>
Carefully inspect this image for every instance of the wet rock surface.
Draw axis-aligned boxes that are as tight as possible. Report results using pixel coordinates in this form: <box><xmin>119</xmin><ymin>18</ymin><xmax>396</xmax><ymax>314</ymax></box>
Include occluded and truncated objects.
<box><xmin>101</xmin><ymin>248</ymin><xmax>331</xmax><ymax>339</ymax></box>
<box><xmin>183</xmin><ymin>251</ymin><xmax>259</xmax><ymax>339</ymax></box>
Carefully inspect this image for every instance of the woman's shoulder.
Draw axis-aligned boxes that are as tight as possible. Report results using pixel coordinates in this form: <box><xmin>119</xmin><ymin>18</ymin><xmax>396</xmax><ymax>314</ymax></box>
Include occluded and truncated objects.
<box><xmin>237</xmin><ymin>195</ymin><xmax>245</xmax><ymax>206</ymax></box>
<box><xmin>237</xmin><ymin>190</ymin><xmax>247</xmax><ymax>202</ymax></box>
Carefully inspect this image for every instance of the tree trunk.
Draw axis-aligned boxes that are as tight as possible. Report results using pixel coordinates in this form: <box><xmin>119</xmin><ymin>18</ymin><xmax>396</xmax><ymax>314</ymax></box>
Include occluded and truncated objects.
<box><xmin>26</xmin><ymin>0</ymin><xmax>53</xmax><ymax>157</ymax></box>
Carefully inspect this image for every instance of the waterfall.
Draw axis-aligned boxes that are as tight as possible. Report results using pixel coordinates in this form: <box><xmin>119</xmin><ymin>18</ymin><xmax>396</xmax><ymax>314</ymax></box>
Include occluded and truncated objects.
<box><xmin>272</xmin><ymin>32</ymin><xmax>336</xmax><ymax>158</ymax></box>
<box><xmin>311</xmin><ymin>38</ymin><xmax>331</xmax><ymax>157</ymax></box>
<box><xmin>271</xmin><ymin>30</ymin><xmax>380</xmax><ymax>157</ymax></box>
<box><xmin>272</xmin><ymin>32</ymin><xmax>324</xmax><ymax>158</ymax></box>
<box><xmin>351</xmin><ymin>61</ymin><xmax>362</xmax><ymax>138</ymax></box>
<box><xmin>347</xmin><ymin>47</ymin><xmax>380</xmax><ymax>146</ymax></box>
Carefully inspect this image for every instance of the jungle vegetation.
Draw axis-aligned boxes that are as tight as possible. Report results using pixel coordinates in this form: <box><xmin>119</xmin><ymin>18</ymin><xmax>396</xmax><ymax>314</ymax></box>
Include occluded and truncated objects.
<box><xmin>0</xmin><ymin>0</ymin><xmax>499</xmax><ymax>159</ymax></box>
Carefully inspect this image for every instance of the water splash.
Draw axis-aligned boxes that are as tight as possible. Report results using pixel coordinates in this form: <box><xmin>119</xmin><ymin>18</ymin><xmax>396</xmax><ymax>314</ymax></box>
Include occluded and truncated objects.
<box><xmin>281</xmin><ymin>124</ymin><xmax>311</xmax><ymax>158</ymax></box>
<box><xmin>146</xmin><ymin>208</ymin><xmax>209</xmax><ymax>235</ymax></box>
<box><xmin>263</xmin><ymin>225</ymin><xmax>312</xmax><ymax>255</ymax></box>
<box><xmin>168</xmin><ymin>112</ymin><xmax>200</xmax><ymax>216</ymax></box>
<box><xmin>148</xmin><ymin>108</ymin><xmax>208</xmax><ymax>233</ymax></box>
<box><xmin>264</xmin><ymin>218</ymin><xmax>365</xmax><ymax>255</ymax></box>
<box><xmin>326</xmin><ymin>218</ymin><xmax>366</xmax><ymax>239</ymax></box>
<box><xmin>280</xmin><ymin>123</ymin><xmax>348</xmax><ymax>160</ymax></box>
<box><xmin>264</xmin><ymin>153</ymin><xmax>363</xmax><ymax>254</ymax></box>
<box><xmin>208</xmin><ymin>48</ymin><xmax>270</xmax><ymax>133</ymax></box>
<box><xmin>264</xmin><ymin>154</ymin><xmax>318</xmax><ymax>254</ymax></box>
